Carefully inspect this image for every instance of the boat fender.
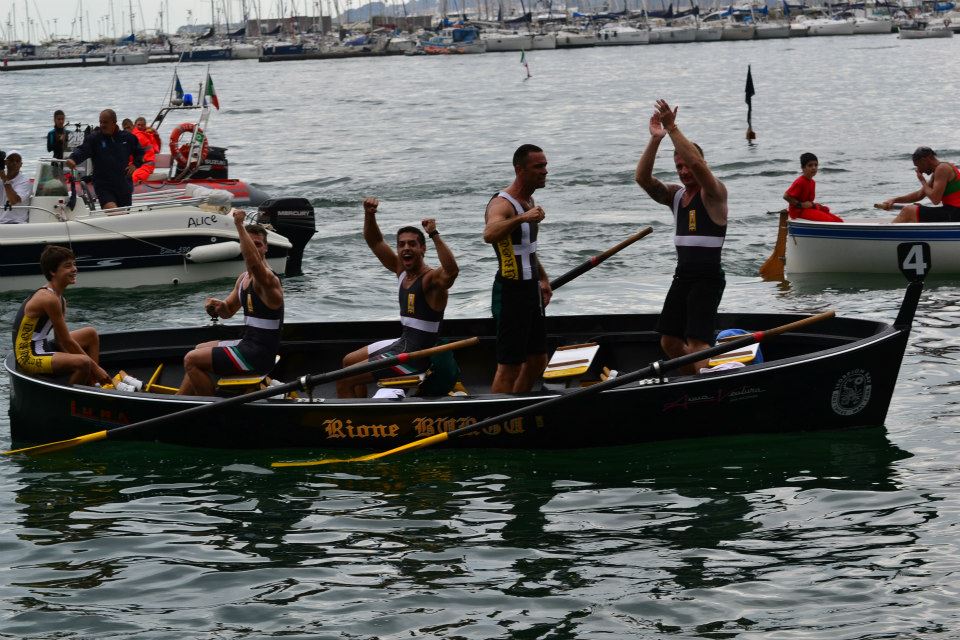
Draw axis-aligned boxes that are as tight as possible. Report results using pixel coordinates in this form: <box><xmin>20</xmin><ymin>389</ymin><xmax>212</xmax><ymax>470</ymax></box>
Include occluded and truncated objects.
<box><xmin>186</xmin><ymin>241</ymin><xmax>242</xmax><ymax>263</ymax></box>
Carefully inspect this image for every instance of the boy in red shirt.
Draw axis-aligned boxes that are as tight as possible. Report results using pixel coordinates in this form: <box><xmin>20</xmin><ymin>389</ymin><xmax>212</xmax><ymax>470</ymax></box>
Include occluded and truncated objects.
<box><xmin>783</xmin><ymin>153</ymin><xmax>843</xmax><ymax>222</ymax></box>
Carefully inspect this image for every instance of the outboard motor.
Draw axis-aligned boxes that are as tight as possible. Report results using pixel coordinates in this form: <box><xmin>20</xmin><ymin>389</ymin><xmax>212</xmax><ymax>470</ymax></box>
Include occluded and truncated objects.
<box><xmin>257</xmin><ymin>197</ymin><xmax>316</xmax><ymax>277</ymax></box>
<box><xmin>180</xmin><ymin>145</ymin><xmax>229</xmax><ymax>179</ymax></box>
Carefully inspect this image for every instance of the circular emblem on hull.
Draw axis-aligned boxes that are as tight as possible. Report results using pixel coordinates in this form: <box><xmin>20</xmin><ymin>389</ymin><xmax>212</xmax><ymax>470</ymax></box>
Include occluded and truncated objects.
<box><xmin>831</xmin><ymin>369</ymin><xmax>872</xmax><ymax>416</ymax></box>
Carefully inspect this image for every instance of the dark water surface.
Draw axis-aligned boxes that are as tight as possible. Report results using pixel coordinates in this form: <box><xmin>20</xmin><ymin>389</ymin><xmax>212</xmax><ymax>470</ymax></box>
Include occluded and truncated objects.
<box><xmin>3</xmin><ymin>35</ymin><xmax>960</xmax><ymax>637</ymax></box>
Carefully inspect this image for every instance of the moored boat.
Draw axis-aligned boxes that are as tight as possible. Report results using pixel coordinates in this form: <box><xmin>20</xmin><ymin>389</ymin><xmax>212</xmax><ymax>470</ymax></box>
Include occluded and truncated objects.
<box><xmin>5</xmin><ymin>272</ymin><xmax>924</xmax><ymax>451</ymax></box>
<box><xmin>0</xmin><ymin>160</ymin><xmax>315</xmax><ymax>291</ymax></box>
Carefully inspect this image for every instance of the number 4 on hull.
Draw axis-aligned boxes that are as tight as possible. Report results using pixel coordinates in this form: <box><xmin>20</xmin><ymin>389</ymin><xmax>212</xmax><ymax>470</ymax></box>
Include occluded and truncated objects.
<box><xmin>899</xmin><ymin>242</ymin><xmax>931</xmax><ymax>282</ymax></box>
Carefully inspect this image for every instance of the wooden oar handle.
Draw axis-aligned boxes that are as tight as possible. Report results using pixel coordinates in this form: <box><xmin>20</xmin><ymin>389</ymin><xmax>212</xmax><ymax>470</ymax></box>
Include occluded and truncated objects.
<box><xmin>404</xmin><ymin>336</ymin><xmax>479</xmax><ymax>360</ymax></box>
<box><xmin>760</xmin><ymin>311</ymin><xmax>835</xmax><ymax>339</ymax></box>
<box><xmin>594</xmin><ymin>227</ymin><xmax>652</xmax><ymax>262</ymax></box>
<box><xmin>873</xmin><ymin>203</ymin><xmax>906</xmax><ymax>211</ymax></box>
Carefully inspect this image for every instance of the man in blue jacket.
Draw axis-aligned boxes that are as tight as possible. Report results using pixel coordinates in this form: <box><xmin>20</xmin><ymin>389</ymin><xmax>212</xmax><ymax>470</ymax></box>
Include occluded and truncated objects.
<box><xmin>65</xmin><ymin>109</ymin><xmax>144</xmax><ymax>210</ymax></box>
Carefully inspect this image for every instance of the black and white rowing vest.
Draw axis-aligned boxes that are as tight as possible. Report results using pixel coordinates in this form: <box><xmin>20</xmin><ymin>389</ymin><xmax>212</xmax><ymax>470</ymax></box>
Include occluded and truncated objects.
<box><xmin>491</xmin><ymin>191</ymin><xmax>539</xmax><ymax>282</ymax></box>
<box><xmin>398</xmin><ymin>271</ymin><xmax>444</xmax><ymax>351</ymax></box>
<box><xmin>672</xmin><ymin>187</ymin><xmax>726</xmax><ymax>275</ymax></box>
<box><xmin>11</xmin><ymin>286</ymin><xmax>62</xmax><ymax>356</ymax></box>
<box><xmin>239</xmin><ymin>273</ymin><xmax>283</xmax><ymax>350</ymax></box>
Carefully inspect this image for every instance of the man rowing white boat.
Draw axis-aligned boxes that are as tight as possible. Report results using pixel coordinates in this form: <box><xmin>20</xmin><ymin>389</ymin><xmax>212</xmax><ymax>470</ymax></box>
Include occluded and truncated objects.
<box><xmin>879</xmin><ymin>147</ymin><xmax>960</xmax><ymax>223</ymax></box>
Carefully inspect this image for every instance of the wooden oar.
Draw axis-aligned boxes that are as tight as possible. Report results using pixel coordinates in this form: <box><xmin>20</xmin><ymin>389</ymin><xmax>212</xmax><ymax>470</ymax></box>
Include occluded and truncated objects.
<box><xmin>549</xmin><ymin>227</ymin><xmax>652</xmax><ymax>290</ymax></box>
<box><xmin>2</xmin><ymin>337</ymin><xmax>479</xmax><ymax>457</ymax></box>
<box><xmin>759</xmin><ymin>209</ymin><xmax>788</xmax><ymax>281</ymax></box>
<box><xmin>273</xmin><ymin>311</ymin><xmax>834</xmax><ymax>468</ymax></box>
<box><xmin>873</xmin><ymin>203</ymin><xmax>906</xmax><ymax>211</ymax></box>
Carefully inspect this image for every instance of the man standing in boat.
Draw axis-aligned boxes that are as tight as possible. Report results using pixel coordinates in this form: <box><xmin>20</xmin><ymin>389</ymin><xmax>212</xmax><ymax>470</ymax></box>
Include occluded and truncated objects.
<box><xmin>65</xmin><ymin>108</ymin><xmax>144</xmax><ymax>210</ymax></box>
<box><xmin>336</xmin><ymin>197</ymin><xmax>459</xmax><ymax>398</ymax></box>
<box><xmin>880</xmin><ymin>147</ymin><xmax>960</xmax><ymax>223</ymax></box>
<box><xmin>176</xmin><ymin>210</ymin><xmax>284</xmax><ymax>396</ymax></box>
<box><xmin>635</xmin><ymin>99</ymin><xmax>728</xmax><ymax>374</ymax></box>
<box><xmin>12</xmin><ymin>245</ymin><xmax>111</xmax><ymax>386</ymax></box>
<box><xmin>484</xmin><ymin>144</ymin><xmax>552</xmax><ymax>393</ymax></box>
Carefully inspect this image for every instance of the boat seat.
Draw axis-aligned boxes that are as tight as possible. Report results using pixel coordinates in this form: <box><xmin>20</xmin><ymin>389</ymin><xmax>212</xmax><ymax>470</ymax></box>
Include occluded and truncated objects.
<box><xmin>377</xmin><ymin>373</ymin><xmax>426</xmax><ymax>389</ymax></box>
<box><xmin>216</xmin><ymin>355</ymin><xmax>283</xmax><ymax>396</ymax></box>
<box><xmin>543</xmin><ymin>342</ymin><xmax>600</xmax><ymax>389</ymax></box>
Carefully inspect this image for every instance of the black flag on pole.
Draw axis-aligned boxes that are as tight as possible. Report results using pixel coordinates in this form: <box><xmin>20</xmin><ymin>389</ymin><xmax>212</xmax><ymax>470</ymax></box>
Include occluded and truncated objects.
<box><xmin>745</xmin><ymin>65</ymin><xmax>756</xmax><ymax>140</ymax></box>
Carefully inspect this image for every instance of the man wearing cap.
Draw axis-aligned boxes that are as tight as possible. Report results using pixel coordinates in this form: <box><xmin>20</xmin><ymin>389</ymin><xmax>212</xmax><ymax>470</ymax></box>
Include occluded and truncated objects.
<box><xmin>0</xmin><ymin>151</ymin><xmax>32</xmax><ymax>224</ymax></box>
<box><xmin>65</xmin><ymin>108</ymin><xmax>144</xmax><ymax>210</ymax></box>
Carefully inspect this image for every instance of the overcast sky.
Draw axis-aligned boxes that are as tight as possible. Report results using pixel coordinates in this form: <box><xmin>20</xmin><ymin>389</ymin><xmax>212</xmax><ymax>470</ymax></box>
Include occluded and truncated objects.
<box><xmin>0</xmin><ymin>1</ymin><xmax>329</xmax><ymax>40</ymax></box>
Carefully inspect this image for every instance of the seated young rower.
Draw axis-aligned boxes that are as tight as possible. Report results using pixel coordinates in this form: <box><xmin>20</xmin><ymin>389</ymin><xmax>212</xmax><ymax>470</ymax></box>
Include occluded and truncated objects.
<box><xmin>336</xmin><ymin>197</ymin><xmax>459</xmax><ymax>398</ymax></box>
<box><xmin>11</xmin><ymin>246</ymin><xmax>111</xmax><ymax>386</ymax></box>
<box><xmin>176</xmin><ymin>210</ymin><xmax>284</xmax><ymax>396</ymax></box>
<box><xmin>783</xmin><ymin>152</ymin><xmax>842</xmax><ymax>223</ymax></box>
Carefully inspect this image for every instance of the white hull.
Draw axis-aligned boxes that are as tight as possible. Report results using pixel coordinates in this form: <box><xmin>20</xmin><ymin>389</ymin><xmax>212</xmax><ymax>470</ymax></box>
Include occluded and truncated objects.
<box><xmin>853</xmin><ymin>18</ymin><xmax>893</xmax><ymax>34</ymax></box>
<box><xmin>0</xmin><ymin>256</ymin><xmax>288</xmax><ymax>291</ymax></box>
<box><xmin>481</xmin><ymin>33</ymin><xmax>530</xmax><ymax>52</ymax></box>
<box><xmin>786</xmin><ymin>219</ymin><xmax>960</xmax><ymax>274</ymax></box>
<box><xmin>790</xmin><ymin>24</ymin><xmax>810</xmax><ymax>36</ymax></box>
<box><xmin>754</xmin><ymin>23</ymin><xmax>792</xmax><ymax>39</ymax></box>
<box><xmin>694</xmin><ymin>25</ymin><xmax>724</xmax><ymax>41</ymax></box>
<box><xmin>555</xmin><ymin>31</ymin><xmax>597</xmax><ymax>47</ymax></box>
<box><xmin>105</xmin><ymin>50</ymin><xmax>149</xmax><ymax>65</ymax></box>
<box><xmin>651</xmin><ymin>26</ymin><xmax>697</xmax><ymax>43</ymax></box>
<box><xmin>231</xmin><ymin>44</ymin><xmax>262</xmax><ymax>59</ymax></box>
<box><xmin>596</xmin><ymin>26</ymin><xmax>650</xmax><ymax>45</ymax></box>
<box><xmin>531</xmin><ymin>33</ymin><xmax>557</xmax><ymax>49</ymax></box>
<box><xmin>899</xmin><ymin>26</ymin><xmax>953</xmax><ymax>39</ymax></box>
<box><xmin>721</xmin><ymin>24</ymin><xmax>756</xmax><ymax>40</ymax></box>
<box><xmin>807</xmin><ymin>20</ymin><xmax>855</xmax><ymax>36</ymax></box>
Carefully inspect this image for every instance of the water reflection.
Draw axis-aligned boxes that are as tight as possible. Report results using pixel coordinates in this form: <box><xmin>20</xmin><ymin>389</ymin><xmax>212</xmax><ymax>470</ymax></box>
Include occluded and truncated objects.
<box><xmin>0</xmin><ymin>423</ymin><xmax>931</xmax><ymax>636</ymax></box>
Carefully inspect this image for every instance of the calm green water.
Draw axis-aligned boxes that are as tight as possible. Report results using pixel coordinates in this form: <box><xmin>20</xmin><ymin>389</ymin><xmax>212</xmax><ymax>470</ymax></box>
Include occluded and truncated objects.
<box><xmin>3</xmin><ymin>35</ymin><xmax>960</xmax><ymax>637</ymax></box>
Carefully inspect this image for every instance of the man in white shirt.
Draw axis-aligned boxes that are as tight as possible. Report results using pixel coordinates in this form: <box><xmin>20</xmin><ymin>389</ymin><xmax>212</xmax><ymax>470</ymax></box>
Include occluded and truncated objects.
<box><xmin>0</xmin><ymin>151</ymin><xmax>32</xmax><ymax>224</ymax></box>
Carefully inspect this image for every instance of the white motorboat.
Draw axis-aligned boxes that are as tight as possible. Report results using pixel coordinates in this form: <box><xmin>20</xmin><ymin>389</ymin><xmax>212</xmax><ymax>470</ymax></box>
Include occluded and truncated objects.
<box><xmin>554</xmin><ymin>29</ymin><xmax>598</xmax><ymax>47</ymax></box>
<box><xmin>796</xmin><ymin>15</ymin><xmax>855</xmax><ymax>36</ymax></box>
<box><xmin>0</xmin><ymin>161</ymin><xmax>316</xmax><ymax>291</ymax></box>
<box><xmin>230</xmin><ymin>42</ymin><xmax>262</xmax><ymax>59</ymax></box>
<box><xmin>481</xmin><ymin>31</ymin><xmax>530</xmax><ymax>52</ymax></box>
<box><xmin>790</xmin><ymin>22</ymin><xmax>810</xmax><ymax>36</ymax></box>
<box><xmin>385</xmin><ymin>35</ymin><xmax>419</xmax><ymax>53</ymax></box>
<box><xmin>899</xmin><ymin>20</ymin><xmax>953</xmax><ymax>38</ymax></box>
<box><xmin>530</xmin><ymin>32</ymin><xmax>558</xmax><ymax>49</ymax></box>
<box><xmin>105</xmin><ymin>46</ymin><xmax>148</xmax><ymax>65</ymax></box>
<box><xmin>650</xmin><ymin>24</ymin><xmax>697</xmax><ymax>43</ymax></box>
<box><xmin>754</xmin><ymin>21</ymin><xmax>792</xmax><ymax>38</ymax></box>
<box><xmin>694</xmin><ymin>23</ymin><xmax>724</xmax><ymax>40</ymax></box>
<box><xmin>596</xmin><ymin>23</ymin><xmax>651</xmax><ymax>45</ymax></box>
<box><xmin>721</xmin><ymin>22</ymin><xmax>756</xmax><ymax>39</ymax></box>
<box><xmin>851</xmin><ymin>16</ymin><xmax>894</xmax><ymax>34</ymax></box>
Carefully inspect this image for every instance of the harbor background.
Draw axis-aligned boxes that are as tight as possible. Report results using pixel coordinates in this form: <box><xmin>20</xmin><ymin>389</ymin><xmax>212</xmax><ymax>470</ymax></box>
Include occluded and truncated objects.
<box><xmin>3</xmin><ymin>35</ymin><xmax>960</xmax><ymax>637</ymax></box>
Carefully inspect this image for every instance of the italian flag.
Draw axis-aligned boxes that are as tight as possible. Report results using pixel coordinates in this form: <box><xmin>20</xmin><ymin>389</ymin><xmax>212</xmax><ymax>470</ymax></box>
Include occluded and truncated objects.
<box><xmin>206</xmin><ymin>74</ymin><xmax>220</xmax><ymax>110</ymax></box>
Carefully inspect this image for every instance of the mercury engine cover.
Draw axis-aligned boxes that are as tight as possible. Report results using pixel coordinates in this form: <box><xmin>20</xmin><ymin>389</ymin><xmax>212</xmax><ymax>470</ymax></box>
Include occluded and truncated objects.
<box><xmin>257</xmin><ymin>197</ymin><xmax>316</xmax><ymax>277</ymax></box>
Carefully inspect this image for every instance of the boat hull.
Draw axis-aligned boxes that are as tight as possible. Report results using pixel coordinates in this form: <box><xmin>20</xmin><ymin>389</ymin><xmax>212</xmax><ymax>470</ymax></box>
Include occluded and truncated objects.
<box><xmin>6</xmin><ymin>302</ymin><xmax>916</xmax><ymax>450</ymax></box>
<box><xmin>787</xmin><ymin>219</ymin><xmax>960</xmax><ymax>274</ymax></box>
<box><xmin>0</xmin><ymin>209</ymin><xmax>292</xmax><ymax>290</ymax></box>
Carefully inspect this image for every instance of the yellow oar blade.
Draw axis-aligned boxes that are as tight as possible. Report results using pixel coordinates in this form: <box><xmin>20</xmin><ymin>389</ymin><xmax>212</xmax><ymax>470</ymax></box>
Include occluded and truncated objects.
<box><xmin>2</xmin><ymin>430</ymin><xmax>109</xmax><ymax>457</ymax></box>
<box><xmin>271</xmin><ymin>432</ymin><xmax>450</xmax><ymax>468</ymax></box>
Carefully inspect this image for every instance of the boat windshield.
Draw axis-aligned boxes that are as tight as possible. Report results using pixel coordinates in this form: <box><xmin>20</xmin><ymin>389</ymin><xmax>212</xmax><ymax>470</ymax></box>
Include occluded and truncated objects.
<box><xmin>33</xmin><ymin>162</ymin><xmax>69</xmax><ymax>197</ymax></box>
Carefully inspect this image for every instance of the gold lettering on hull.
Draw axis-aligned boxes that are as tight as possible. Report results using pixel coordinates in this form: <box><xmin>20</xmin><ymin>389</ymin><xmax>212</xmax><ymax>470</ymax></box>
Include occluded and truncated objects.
<box><xmin>323</xmin><ymin>419</ymin><xmax>400</xmax><ymax>439</ymax></box>
<box><xmin>319</xmin><ymin>415</ymin><xmax>543</xmax><ymax>440</ymax></box>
